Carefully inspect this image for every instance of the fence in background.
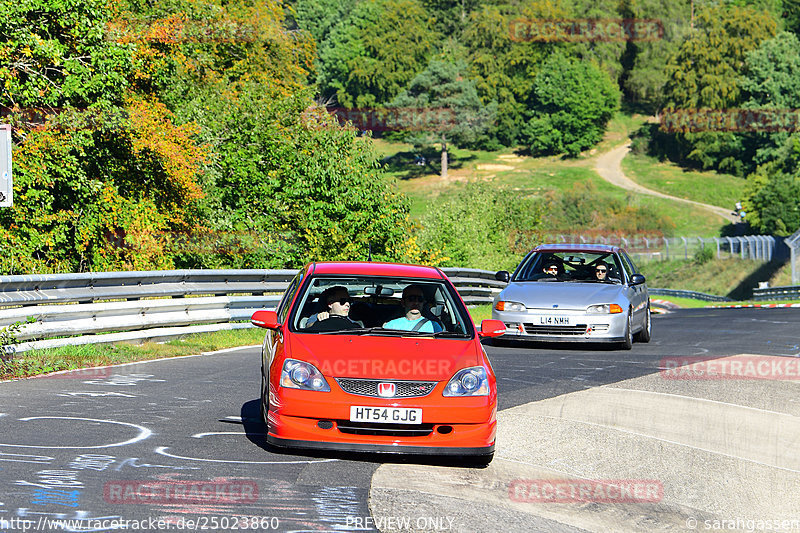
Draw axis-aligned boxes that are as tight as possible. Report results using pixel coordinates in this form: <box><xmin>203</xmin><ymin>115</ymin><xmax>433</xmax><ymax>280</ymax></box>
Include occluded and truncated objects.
<box><xmin>0</xmin><ymin>268</ymin><xmax>505</xmax><ymax>354</ymax></box>
<box><xmin>546</xmin><ymin>234</ymin><xmax>778</xmax><ymax>262</ymax></box>
<box><xmin>786</xmin><ymin>228</ymin><xmax>800</xmax><ymax>285</ymax></box>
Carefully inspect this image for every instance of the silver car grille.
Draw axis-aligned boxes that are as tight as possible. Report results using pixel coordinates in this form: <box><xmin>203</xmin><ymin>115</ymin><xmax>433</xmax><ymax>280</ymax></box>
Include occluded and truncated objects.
<box><xmin>523</xmin><ymin>324</ymin><xmax>588</xmax><ymax>336</ymax></box>
<box><xmin>335</xmin><ymin>378</ymin><xmax>436</xmax><ymax>398</ymax></box>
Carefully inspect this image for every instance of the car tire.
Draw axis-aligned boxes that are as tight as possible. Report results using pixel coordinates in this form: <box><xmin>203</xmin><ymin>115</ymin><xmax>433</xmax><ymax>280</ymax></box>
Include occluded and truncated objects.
<box><xmin>634</xmin><ymin>305</ymin><xmax>652</xmax><ymax>343</ymax></box>
<box><xmin>620</xmin><ymin>312</ymin><xmax>633</xmax><ymax>350</ymax></box>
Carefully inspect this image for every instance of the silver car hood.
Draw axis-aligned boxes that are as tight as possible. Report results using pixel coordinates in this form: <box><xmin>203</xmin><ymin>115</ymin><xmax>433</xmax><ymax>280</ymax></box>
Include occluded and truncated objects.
<box><xmin>499</xmin><ymin>281</ymin><xmax>625</xmax><ymax>309</ymax></box>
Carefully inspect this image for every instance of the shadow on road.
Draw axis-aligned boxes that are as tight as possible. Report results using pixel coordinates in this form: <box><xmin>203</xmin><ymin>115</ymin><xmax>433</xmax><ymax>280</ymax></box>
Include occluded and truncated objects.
<box><xmin>238</xmin><ymin>399</ymin><xmax>491</xmax><ymax>468</ymax></box>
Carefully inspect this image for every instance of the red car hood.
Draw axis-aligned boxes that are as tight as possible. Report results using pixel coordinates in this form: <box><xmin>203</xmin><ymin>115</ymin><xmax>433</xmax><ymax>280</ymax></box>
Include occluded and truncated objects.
<box><xmin>288</xmin><ymin>334</ymin><xmax>481</xmax><ymax>381</ymax></box>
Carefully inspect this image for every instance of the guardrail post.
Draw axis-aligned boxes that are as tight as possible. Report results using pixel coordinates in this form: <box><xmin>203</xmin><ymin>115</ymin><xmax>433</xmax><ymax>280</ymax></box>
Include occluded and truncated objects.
<box><xmin>682</xmin><ymin>236</ymin><xmax>688</xmax><ymax>259</ymax></box>
<box><xmin>713</xmin><ymin>237</ymin><xmax>720</xmax><ymax>259</ymax></box>
<box><xmin>664</xmin><ymin>238</ymin><xmax>669</xmax><ymax>260</ymax></box>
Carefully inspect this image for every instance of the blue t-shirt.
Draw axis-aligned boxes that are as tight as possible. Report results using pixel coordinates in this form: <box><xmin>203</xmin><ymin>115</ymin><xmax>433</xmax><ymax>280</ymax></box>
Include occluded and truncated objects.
<box><xmin>383</xmin><ymin>316</ymin><xmax>443</xmax><ymax>333</ymax></box>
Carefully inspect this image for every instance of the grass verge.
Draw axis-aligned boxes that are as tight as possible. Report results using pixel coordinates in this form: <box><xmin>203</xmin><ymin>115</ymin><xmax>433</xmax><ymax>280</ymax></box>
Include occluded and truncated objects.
<box><xmin>0</xmin><ymin>327</ymin><xmax>265</xmax><ymax>381</ymax></box>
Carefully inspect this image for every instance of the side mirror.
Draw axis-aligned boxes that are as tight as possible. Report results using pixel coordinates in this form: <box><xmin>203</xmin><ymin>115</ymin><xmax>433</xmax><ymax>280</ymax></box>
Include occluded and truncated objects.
<box><xmin>479</xmin><ymin>319</ymin><xmax>507</xmax><ymax>338</ymax></box>
<box><xmin>495</xmin><ymin>271</ymin><xmax>510</xmax><ymax>283</ymax></box>
<box><xmin>251</xmin><ymin>310</ymin><xmax>280</xmax><ymax>329</ymax></box>
<box><xmin>630</xmin><ymin>273</ymin><xmax>646</xmax><ymax>286</ymax></box>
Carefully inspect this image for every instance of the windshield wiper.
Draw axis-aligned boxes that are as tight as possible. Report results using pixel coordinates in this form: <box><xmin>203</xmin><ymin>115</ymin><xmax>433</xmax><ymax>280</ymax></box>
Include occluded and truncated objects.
<box><xmin>432</xmin><ymin>331</ymin><xmax>470</xmax><ymax>338</ymax></box>
<box><xmin>325</xmin><ymin>327</ymin><xmax>406</xmax><ymax>336</ymax></box>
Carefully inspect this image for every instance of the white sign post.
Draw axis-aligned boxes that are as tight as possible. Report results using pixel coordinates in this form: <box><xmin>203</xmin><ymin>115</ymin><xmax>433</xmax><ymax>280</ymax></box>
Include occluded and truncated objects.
<box><xmin>0</xmin><ymin>124</ymin><xmax>11</xmax><ymax>207</ymax></box>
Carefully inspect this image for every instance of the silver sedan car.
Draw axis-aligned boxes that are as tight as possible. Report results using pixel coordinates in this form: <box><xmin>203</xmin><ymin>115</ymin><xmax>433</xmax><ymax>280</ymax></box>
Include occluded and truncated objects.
<box><xmin>492</xmin><ymin>244</ymin><xmax>651</xmax><ymax>349</ymax></box>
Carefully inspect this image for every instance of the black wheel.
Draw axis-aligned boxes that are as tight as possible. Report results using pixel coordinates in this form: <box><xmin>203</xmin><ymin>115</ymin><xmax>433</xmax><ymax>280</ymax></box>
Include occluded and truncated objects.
<box><xmin>260</xmin><ymin>367</ymin><xmax>269</xmax><ymax>427</ymax></box>
<box><xmin>634</xmin><ymin>304</ymin><xmax>652</xmax><ymax>343</ymax></box>
<box><xmin>620</xmin><ymin>312</ymin><xmax>633</xmax><ymax>350</ymax></box>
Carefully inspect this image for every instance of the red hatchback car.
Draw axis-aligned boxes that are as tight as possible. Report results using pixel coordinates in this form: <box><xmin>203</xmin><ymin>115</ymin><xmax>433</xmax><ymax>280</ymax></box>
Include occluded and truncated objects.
<box><xmin>251</xmin><ymin>261</ymin><xmax>505</xmax><ymax>464</ymax></box>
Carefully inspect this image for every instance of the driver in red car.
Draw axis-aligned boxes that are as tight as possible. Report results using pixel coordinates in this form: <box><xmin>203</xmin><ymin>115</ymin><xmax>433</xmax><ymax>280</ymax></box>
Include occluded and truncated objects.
<box><xmin>306</xmin><ymin>286</ymin><xmax>363</xmax><ymax>332</ymax></box>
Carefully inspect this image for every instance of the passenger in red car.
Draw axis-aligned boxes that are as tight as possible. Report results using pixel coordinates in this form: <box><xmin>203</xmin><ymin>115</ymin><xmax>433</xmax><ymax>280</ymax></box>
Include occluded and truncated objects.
<box><xmin>383</xmin><ymin>285</ymin><xmax>443</xmax><ymax>333</ymax></box>
<box><xmin>306</xmin><ymin>286</ymin><xmax>363</xmax><ymax>331</ymax></box>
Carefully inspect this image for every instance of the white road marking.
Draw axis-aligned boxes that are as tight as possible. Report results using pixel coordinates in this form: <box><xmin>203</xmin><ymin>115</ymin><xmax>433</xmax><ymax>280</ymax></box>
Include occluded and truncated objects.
<box><xmin>154</xmin><ymin>446</ymin><xmax>337</xmax><ymax>464</ymax></box>
<box><xmin>0</xmin><ymin>417</ymin><xmax>152</xmax><ymax>449</ymax></box>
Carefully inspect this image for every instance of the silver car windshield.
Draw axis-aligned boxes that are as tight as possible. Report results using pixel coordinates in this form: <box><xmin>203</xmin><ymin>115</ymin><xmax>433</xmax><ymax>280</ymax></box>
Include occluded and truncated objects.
<box><xmin>514</xmin><ymin>252</ymin><xmax>625</xmax><ymax>283</ymax></box>
<box><xmin>289</xmin><ymin>276</ymin><xmax>473</xmax><ymax>337</ymax></box>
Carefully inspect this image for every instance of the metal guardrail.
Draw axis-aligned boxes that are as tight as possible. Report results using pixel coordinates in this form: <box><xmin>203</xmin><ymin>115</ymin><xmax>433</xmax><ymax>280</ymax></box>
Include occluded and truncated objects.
<box><xmin>751</xmin><ymin>285</ymin><xmax>800</xmax><ymax>301</ymax></box>
<box><xmin>0</xmin><ymin>268</ymin><xmax>505</xmax><ymax>354</ymax></box>
<box><xmin>648</xmin><ymin>288</ymin><xmax>732</xmax><ymax>302</ymax></box>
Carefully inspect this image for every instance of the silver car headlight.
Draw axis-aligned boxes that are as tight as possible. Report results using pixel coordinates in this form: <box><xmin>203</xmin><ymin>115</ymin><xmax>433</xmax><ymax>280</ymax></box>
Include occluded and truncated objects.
<box><xmin>280</xmin><ymin>359</ymin><xmax>330</xmax><ymax>392</ymax></box>
<box><xmin>443</xmin><ymin>366</ymin><xmax>490</xmax><ymax>397</ymax></box>
<box><xmin>586</xmin><ymin>303</ymin><xmax>623</xmax><ymax>314</ymax></box>
<box><xmin>495</xmin><ymin>301</ymin><xmax>526</xmax><ymax>312</ymax></box>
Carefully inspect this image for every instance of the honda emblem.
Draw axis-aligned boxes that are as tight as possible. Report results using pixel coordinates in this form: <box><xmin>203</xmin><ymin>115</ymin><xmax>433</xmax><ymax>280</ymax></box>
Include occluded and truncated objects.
<box><xmin>377</xmin><ymin>382</ymin><xmax>396</xmax><ymax>397</ymax></box>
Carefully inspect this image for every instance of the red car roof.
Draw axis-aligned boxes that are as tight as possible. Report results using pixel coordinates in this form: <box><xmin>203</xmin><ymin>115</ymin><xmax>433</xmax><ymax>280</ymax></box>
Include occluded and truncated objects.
<box><xmin>306</xmin><ymin>261</ymin><xmax>445</xmax><ymax>279</ymax></box>
<box><xmin>533</xmin><ymin>243</ymin><xmax>622</xmax><ymax>253</ymax></box>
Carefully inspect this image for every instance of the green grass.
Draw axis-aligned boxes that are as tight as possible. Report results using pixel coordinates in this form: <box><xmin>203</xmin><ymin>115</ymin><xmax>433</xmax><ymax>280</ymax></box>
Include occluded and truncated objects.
<box><xmin>0</xmin><ymin>327</ymin><xmax>265</xmax><ymax>380</ymax></box>
<box><xmin>639</xmin><ymin>257</ymin><xmax>786</xmax><ymax>299</ymax></box>
<box><xmin>468</xmin><ymin>305</ymin><xmax>493</xmax><ymax>323</ymax></box>
<box><xmin>622</xmin><ymin>153</ymin><xmax>745</xmax><ymax>211</ymax></box>
<box><xmin>373</xmin><ymin>114</ymin><xmax>731</xmax><ymax>237</ymax></box>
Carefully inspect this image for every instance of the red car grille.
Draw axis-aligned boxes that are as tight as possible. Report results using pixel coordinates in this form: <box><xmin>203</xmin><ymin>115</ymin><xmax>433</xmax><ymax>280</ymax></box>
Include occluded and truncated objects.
<box><xmin>523</xmin><ymin>324</ymin><xmax>588</xmax><ymax>335</ymax></box>
<box><xmin>335</xmin><ymin>421</ymin><xmax>434</xmax><ymax>437</ymax></box>
<box><xmin>335</xmin><ymin>378</ymin><xmax>436</xmax><ymax>398</ymax></box>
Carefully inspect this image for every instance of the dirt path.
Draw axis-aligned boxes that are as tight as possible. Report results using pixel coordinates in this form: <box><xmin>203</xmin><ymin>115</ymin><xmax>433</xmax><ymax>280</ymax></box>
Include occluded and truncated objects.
<box><xmin>594</xmin><ymin>142</ymin><xmax>740</xmax><ymax>223</ymax></box>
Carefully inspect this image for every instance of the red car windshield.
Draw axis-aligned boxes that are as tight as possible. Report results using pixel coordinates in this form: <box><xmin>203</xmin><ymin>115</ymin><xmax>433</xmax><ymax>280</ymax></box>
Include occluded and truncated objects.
<box><xmin>289</xmin><ymin>276</ymin><xmax>473</xmax><ymax>337</ymax></box>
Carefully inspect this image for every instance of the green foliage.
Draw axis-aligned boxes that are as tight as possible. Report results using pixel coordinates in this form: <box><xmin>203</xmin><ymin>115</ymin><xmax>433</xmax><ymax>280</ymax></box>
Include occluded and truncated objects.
<box><xmin>316</xmin><ymin>0</ymin><xmax>440</xmax><ymax>107</ymax></box>
<box><xmin>693</xmin><ymin>246</ymin><xmax>714</xmax><ymax>265</ymax></box>
<box><xmin>647</xmin><ymin>4</ymin><xmax>778</xmax><ymax>174</ymax></box>
<box><xmin>524</xmin><ymin>52</ymin><xmax>620</xmax><ymax>156</ymax></box>
<box><xmin>416</xmin><ymin>182</ymin><xmax>545</xmax><ymax>270</ymax></box>
<box><xmin>622</xmin><ymin>0</ymin><xmax>692</xmax><ymax>110</ymax></box>
<box><xmin>664</xmin><ymin>4</ymin><xmax>777</xmax><ymax>110</ymax></box>
<box><xmin>461</xmin><ymin>2</ymin><xmax>566</xmax><ymax>147</ymax></box>
<box><xmin>743</xmin><ymin>142</ymin><xmax>800</xmax><ymax>235</ymax></box>
<box><xmin>0</xmin><ymin>0</ymin><xmax>132</xmax><ymax>109</ymax></box>
<box><xmin>543</xmin><ymin>181</ymin><xmax>676</xmax><ymax>235</ymax></box>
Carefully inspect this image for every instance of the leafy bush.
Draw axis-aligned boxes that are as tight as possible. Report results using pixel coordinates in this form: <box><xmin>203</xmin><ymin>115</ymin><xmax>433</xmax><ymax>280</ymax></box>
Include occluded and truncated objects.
<box><xmin>543</xmin><ymin>181</ymin><xmax>676</xmax><ymax>236</ymax></box>
<box><xmin>416</xmin><ymin>182</ymin><xmax>545</xmax><ymax>271</ymax></box>
<box><xmin>694</xmin><ymin>246</ymin><xmax>714</xmax><ymax>265</ymax></box>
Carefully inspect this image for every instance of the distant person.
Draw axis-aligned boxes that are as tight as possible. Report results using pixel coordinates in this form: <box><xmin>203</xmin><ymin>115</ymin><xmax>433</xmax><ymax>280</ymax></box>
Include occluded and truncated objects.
<box><xmin>542</xmin><ymin>261</ymin><xmax>560</xmax><ymax>278</ymax></box>
<box><xmin>734</xmin><ymin>200</ymin><xmax>742</xmax><ymax>215</ymax></box>
<box><xmin>383</xmin><ymin>285</ymin><xmax>443</xmax><ymax>333</ymax></box>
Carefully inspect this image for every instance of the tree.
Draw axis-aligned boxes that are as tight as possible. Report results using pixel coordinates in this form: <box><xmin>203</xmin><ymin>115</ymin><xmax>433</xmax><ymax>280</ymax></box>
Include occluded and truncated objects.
<box><xmin>739</xmin><ymin>32</ymin><xmax>800</xmax><ymax>169</ymax></box>
<box><xmin>390</xmin><ymin>60</ymin><xmax>497</xmax><ymax>178</ymax></box>
<box><xmin>461</xmin><ymin>2</ymin><xmax>568</xmax><ymax>147</ymax></box>
<box><xmin>523</xmin><ymin>52</ymin><xmax>620</xmax><ymax>156</ymax></box>
<box><xmin>316</xmin><ymin>0</ymin><xmax>440</xmax><ymax>107</ymax></box>
<box><xmin>664</xmin><ymin>4</ymin><xmax>777</xmax><ymax>110</ymax></box>
<box><xmin>621</xmin><ymin>0</ymin><xmax>692</xmax><ymax>110</ymax></box>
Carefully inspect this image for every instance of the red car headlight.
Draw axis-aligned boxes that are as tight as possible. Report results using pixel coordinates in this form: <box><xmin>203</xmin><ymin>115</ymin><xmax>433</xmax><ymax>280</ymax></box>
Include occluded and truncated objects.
<box><xmin>280</xmin><ymin>359</ymin><xmax>331</xmax><ymax>392</ymax></box>
<box><xmin>443</xmin><ymin>366</ymin><xmax>490</xmax><ymax>397</ymax></box>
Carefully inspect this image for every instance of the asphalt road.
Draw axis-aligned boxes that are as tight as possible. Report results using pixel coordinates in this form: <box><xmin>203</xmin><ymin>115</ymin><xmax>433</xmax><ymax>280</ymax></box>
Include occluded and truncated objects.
<box><xmin>0</xmin><ymin>308</ymin><xmax>799</xmax><ymax>533</ymax></box>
